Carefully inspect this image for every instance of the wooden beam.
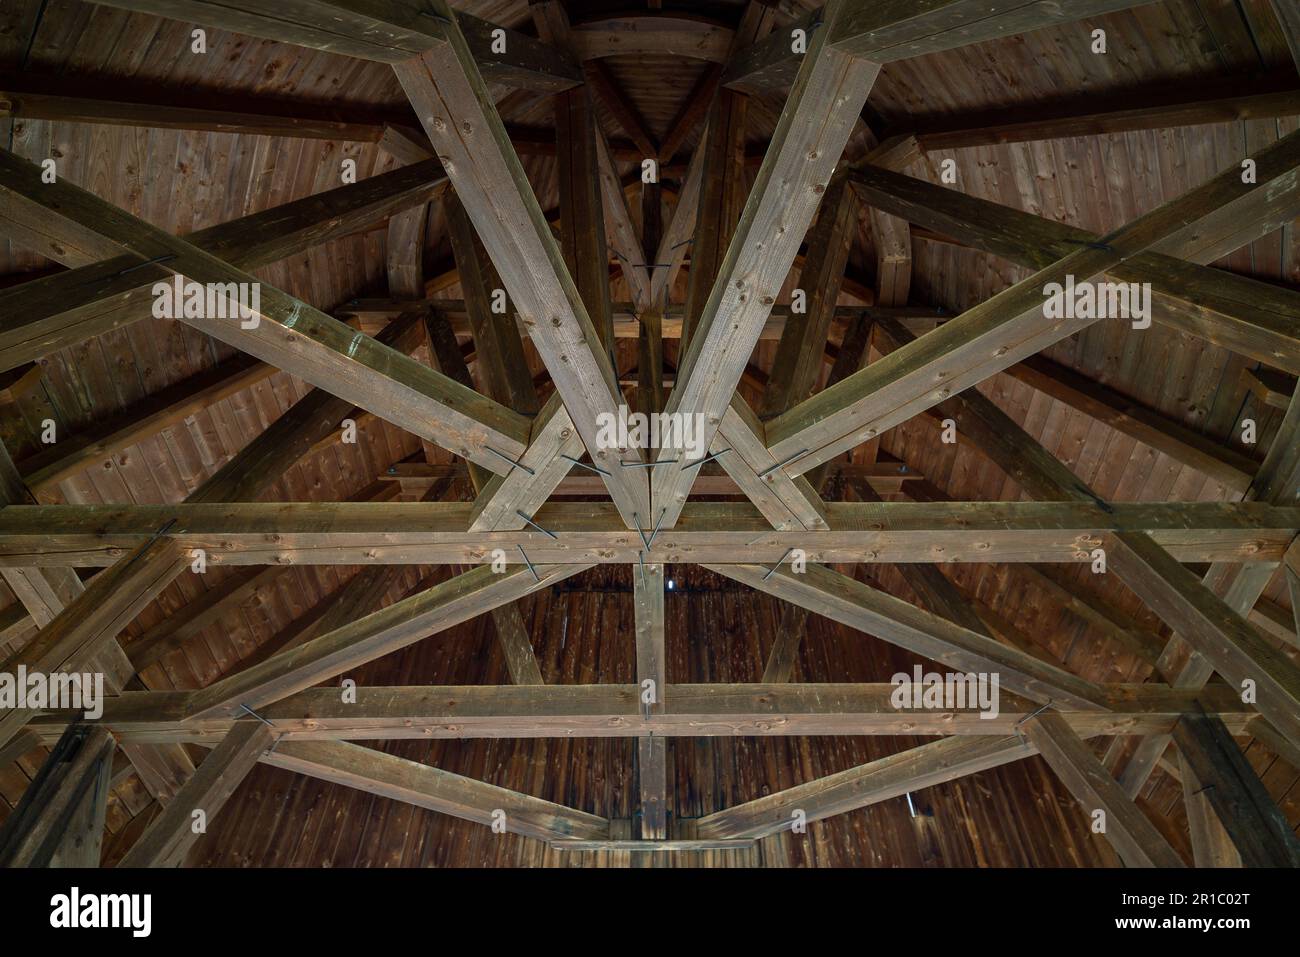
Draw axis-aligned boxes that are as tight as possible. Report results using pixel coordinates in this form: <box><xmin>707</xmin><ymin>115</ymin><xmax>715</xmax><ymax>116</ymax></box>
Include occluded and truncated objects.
<box><xmin>1004</xmin><ymin>355</ymin><xmax>1259</xmax><ymax>496</ymax></box>
<box><xmin>86</xmin><ymin>0</ymin><xmax>584</xmax><ymax>85</ymax></box>
<box><xmin>758</xmin><ymin>176</ymin><xmax>857</xmax><ymax>417</ymax></box>
<box><xmin>847</xmin><ymin>160</ymin><xmax>1300</xmax><ymax>375</ymax></box>
<box><xmin>1172</xmin><ymin>707</ymin><xmax>1300</xmax><ymax>867</ymax></box>
<box><xmin>1243</xmin><ymin>367</ymin><xmax>1297</xmax><ymax>411</ymax></box>
<box><xmin>634</xmin><ymin>561</ymin><xmax>668</xmax><ymax>839</ymax></box>
<box><xmin>585</xmin><ymin>59</ymin><xmax>657</xmax><ymax>160</ymax></box>
<box><xmin>569</xmin><ymin>17</ymin><xmax>733</xmax><ymax>64</ymax></box>
<box><xmin>0</xmin><ymin>86</ymin><xmax>395</xmax><ymax>142</ymax></box>
<box><xmin>30</xmin><ymin>683</ymin><xmax>1262</xmax><ymax>744</ymax></box>
<box><xmin>638</xmin><ymin>178</ymin><xmax>665</xmax><ymax>417</ymax></box>
<box><xmin>1269</xmin><ymin>0</ymin><xmax>1300</xmax><ymax>74</ymax></box>
<box><xmin>659</xmin><ymin>64</ymin><xmax>722</xmax><ymax>165</ymax></box>
<box><xmin>387</xmin><ymin>458</ymin><xmax>922</xmax><ymax>498</ymax></box>
<box><xmin>0</xmin><ymin>724</ymin><xmax>115</xmax><ymax>867</ymax></box>
<box><xmin>1022</xmin><ymin>712</ymin><xmax>1185</xmax><ymax>867</ymax></box>
<box><xmin>0</xmin><ymin>159</ymin><xmax>448</xmax><ymax>372</ymax></box>
<box><xmin>3</xmin><ymin>500</ymin><xmax>1296</xmax><ymax>567</ymax></box>
<box><xmin>696</xmin><ymin>733</ymin><xmax>1042</xmax><ymax>840</ymax></box>
<box><xmin>444</xmin><ymin>195</ymin><xmax>540</xmax><ymax>415</ymax></box>
<box><xmin>680</xmin><ymin>70</ymin><xmax>749</xmax><ymax>350</ymax></box>
<box><xmin>654</xmin><ymin>5</ymin><xmax>880</xmax><ymax>527</ymax></box>
<box><xmin>876</xmin><ymin>320</ymin><xmax>1098</xmax><ymax>503</ymax></box>
<box><xmin>118</xmin><ymin>721</ymin><xmax>273</xmax><ymax>867</ymax></box>
<box><xmin>0</xmin><ymin>536</ymin><xmax>188</xmax><ymax>747</ymax></box>
<box><xmin>827</xmin><ymin>0</ymin><xmax>1159</xmax><ymax>61</ymax></box>
<box><xmin>767</xmin><ymin>130</ymin><xmax>1300</xmax><ymax>476</ymax></box>
<box><xmin>551</xmin><ymin>64</ymin><xmax>618</xmax><ymax>351</ymax></box>
<box><xmin>721</xmin><ymin>8</ymin><xmax>825</xmax><ymax>95</ymax></box>
<box><xmin>264</xmin><ymin>739</ymin><xmax>609</xmax><ymax>841</ymax></box>
<box><xmin>1108</xmin><ymin>531</ymin><xmax>1300</xmax><ymax>748</ymax></box>
<box><xmin>595</xmin><ymin>124</ymin><xmax>652</xmax><ymax>314</ymax></box>
<box><xmin>908</xmin><ymin>86</ymin><xmax>1300</xmax><ymax>151</ymax></box>
<box><xmin>649</xmin><ymin>133</ymin><xmax>707</xmax><ymax>310</ymax></box>
<box><xmin>1116</xmin><ymin>393</ymin><xmax>1300</xmax><ymax>795</ymax></box>
<box><xmin>393</xmin><ymin>1</ymin><xmax>648</xmax><ymax>524</ymax></box>
<box><xmin>0</xmin><ymin>442</ymin><xmax>193</xmax><ymax>798</ymax></box>
<box><xmin>0</xmin><ymin>313</ymin><xmax>425</xmax><ymax>755</ymax></box>
<box><xmin>186</xmin><ymin>563</ymin><xmax>592</xmax><ymax>720</ymax></box>
<box><xmin>901</xmin><ymin>479</ymin><xmax>1167</xmax><ymax>665</ymax></box>
<box><xmin>1178</xmin><ymin>749</ymin><xmax>1242</xmax><ymax>867</ymax></box>
<box><xmin>410</xmin><ymin>314</ymin><xmax>543</xmax><ymax>686</ymax></box>
<box><xmin>17</xmin><ymin>355</ymin><xmax>274</xmax><ymax>495</ymax></box>
<box><xmin>466</xmin><ymin>391</ymin><xmax>586</xmax><ymax>532</ymax></box>
<box><xmin>1287</xmin><ymin>538</ymin><xmax>1300</xmax><ymax>639</ymax></box>
<box><xmin>0</xmin><ymin>150</ymin><xmax>531</xmax><ymax>475</ymax></box>
<box><xmin>126</xmin><ymin>566</ymin><xmax>287</xmax><ymax>674</ymax></box>
<box><xmin>761</xmin><ymin>312</ymin><xmax>877</xmax><ymax>679</ymax></box>
<box><xmin>705</xmin><ymin>561</ymin><xmax>1107</xmax><ymax>709</ymax></box>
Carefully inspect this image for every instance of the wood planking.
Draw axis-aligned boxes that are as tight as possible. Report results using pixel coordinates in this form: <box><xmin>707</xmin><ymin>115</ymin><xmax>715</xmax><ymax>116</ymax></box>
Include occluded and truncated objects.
<box><xmin>85</xmin><ymin>0</ymin><xmax>584</xmax><ymax>86</ymax></box>
<box><xmin>828</xmin><ymin>0</ymin><xmax>1161</xmax><ymax>61</ymax></box>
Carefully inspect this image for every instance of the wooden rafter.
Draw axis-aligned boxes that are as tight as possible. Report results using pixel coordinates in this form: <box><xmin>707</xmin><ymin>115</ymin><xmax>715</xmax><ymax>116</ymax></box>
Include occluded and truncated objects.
<box><xmin>0</xmin><ymin>150</ymin><xmax>532</xmax><ymax>474</ymax></box>
<box><xmin>0</xmin><ymin>157</ymin><xmax>447</xmax><ymax>373</ymax></box>
<box><xmin>765</xmin><ymin>129</ymin><xmax>1300</xmax><ymax>479</ymax></box>
<box><xmin>1022</xmin><ymin>712</ymin><xmax>1185</xmax><ymax>867</ymax></box>
<box><xmin>118</xmin><ymin>721</ymin><xmax>273</xmax><ymax>867</ymax></box>
<box><xmin>653</xmin><ymin>2</ymin><xmax>880</xmax><ymax>528</ymax></box>
<box><xmin>847</xmin><ymin>159</ymin><xmax>1300</xmax><ymax>374</ymax></box>
<box><xmin>393</xmin><ymin>0</ymin><xmax>648</xmax><ymax>526</ymax></box>
<box><xmin>185</xmin><ymin>563</ymin><xmax>590</xmax><ymax>721</ymax></box>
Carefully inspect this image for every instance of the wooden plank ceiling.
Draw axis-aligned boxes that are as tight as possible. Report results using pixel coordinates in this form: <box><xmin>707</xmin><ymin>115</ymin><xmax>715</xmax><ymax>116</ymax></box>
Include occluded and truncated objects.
<box><xmin>0</xmin><ymin>0</ymin><xmax>1298</xmax><ymax>867</ymax></box>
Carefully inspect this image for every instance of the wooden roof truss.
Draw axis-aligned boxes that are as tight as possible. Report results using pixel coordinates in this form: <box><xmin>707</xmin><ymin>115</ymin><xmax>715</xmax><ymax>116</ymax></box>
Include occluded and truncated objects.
<box><xmin>1</xmin><ymin>0</ymin><xmax>1299</xmax><ymax>866</ymax></box>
